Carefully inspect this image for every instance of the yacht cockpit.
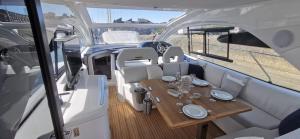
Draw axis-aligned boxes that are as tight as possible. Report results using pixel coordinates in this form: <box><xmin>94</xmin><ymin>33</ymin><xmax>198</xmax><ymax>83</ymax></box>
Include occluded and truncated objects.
<box><xmin>1</xmin><ymin>0</ymin><xmax>300</xmax><ymax>139</ymax></box>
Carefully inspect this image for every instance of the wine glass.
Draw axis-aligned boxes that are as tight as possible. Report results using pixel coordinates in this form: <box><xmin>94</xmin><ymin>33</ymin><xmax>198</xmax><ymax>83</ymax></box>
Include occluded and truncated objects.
<box><xmin>190</xmin><ymin>74</ymin><xmax>196</xmax><ymax>81</ymax></box>
<box><xmin>175</xmin><ymin>81</ymin><xmax>184</xmax><ymax>113</ymax></box>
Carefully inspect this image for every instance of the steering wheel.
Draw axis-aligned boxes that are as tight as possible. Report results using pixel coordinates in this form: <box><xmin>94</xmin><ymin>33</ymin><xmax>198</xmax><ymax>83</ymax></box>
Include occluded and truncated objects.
<box><xmin>156</xmin><ymin>42</ymin><xmax>169</xmax><ymax>56</ymax></box>
<box><xmin>138</xmin><ymin>41</ymin><xmax>171</xmax><ymax>56</ymax></box>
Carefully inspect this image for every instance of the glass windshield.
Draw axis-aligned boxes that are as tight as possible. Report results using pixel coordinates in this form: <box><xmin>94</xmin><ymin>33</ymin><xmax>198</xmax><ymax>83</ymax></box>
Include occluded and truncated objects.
<box><xmin>0</xmin><ymin>2</ymin><xmax>55</xmax><ymax>139</ymax></box>
<box><xmin>87</xmin><ymin>8</ymin><xmax>183</xmax><ymax>24</ymax></box>
<box><xmin>88</xmin><ymin>8</ymin><xmax>184</xmax><ymax>44</ymax></box>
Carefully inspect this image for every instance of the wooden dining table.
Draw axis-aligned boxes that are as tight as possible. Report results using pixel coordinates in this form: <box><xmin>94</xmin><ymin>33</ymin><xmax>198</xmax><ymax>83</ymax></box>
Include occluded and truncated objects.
<box><xmin>140</xmin><ymin>79</ymin><xmax>252</xmax><ymax>139</ymax></box>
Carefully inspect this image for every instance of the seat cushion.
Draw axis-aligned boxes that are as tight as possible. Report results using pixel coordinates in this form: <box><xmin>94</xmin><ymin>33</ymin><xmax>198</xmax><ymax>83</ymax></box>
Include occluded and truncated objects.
<box><xmin>146</xmin><ymin>65</ymin><xmax>163</xmax><ymax>79</ymax></box>
<box><xmin>279</xmin><ymin>109</ymin><xmax>300</xmax><ymax>135</ymax></box>
<box><xmin>163</xmin><ymin>63</ymin><xmax>180</xmax><ymax>76</ymax></box>
<box><xmin>233</xmin><ymin>99</ymin><xmax>280</xmax><ymax>129</ymax></box>
<box><xmin>221</xmin><ymin>74</ymin><xmax>247</xmax><ymax>98</ymax></box>
<box><xmin>179</xmin><ymin>62</ymin><xmax>189</xmax><ymax>75</ymax></box>
<box><xmin>204</xmin><ymin>63</ymin><xmax>225</xmax><ymax>88</ymax></box>
<box><xmin>121</xmin><ymin>66</ymin><xmax>148</xmax><ymax>83</ymax></box>
<box><xmin>240</xmin><ymin>78</ymin><xmax>300</xmax><ymax>120</ymax></box>
<box><xmin>215</xmin><ymin>127</ymin><xmax>279</xmax><ymax>139</ymax></box>
<box><xmin>188</xmin><ymin>63</ymin><xmax>204</xmax><ymax>79</ymax></box>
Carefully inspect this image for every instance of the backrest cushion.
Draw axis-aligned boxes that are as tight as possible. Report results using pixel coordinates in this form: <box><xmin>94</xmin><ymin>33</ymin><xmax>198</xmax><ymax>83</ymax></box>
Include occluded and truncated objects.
<box><xmin>188</xmin><ymin>64</ymin><xmax>205</xmax><ymax>80</ymax></box>
<box><xmin>146</xmin><ymin>65</ymin><xmax>163</xmax><ymax>79</ymax></box>
<box><xmin>240</xmin><ymin>78</ymin><xmax>300</xmax><ymax>120</ymax></box>
<box><xmin>221</xmin><ymin>73</ymin><xmax>247</xmax><ymax>98</ymax></box>
<box><xmin>279</xmin><ymin>109</ymin><xmax>300</xmax><ymax>135</ymax></box>
<box><xmin>163</xmin><ymin>63</ymin><xmax>180</xmax><ymax>76</ymax></box>
<box><xmin>121</xmin><ymin>66</ymin><xmax>148</xmax><ymax>83</ymax></box>
<box><xmin>180</xmin><ymin>62</ymin><xmax>189</xmax><ymax>76</ymax></box>
<box><xmin>204</xmin><ymin>63</ymin><xmax>225</xmax><ymax>88</ymax></box>
<box><xmin>162</xmin><ymin>46</ymin><xmax>184</xmax><ymax>63</ymax></box>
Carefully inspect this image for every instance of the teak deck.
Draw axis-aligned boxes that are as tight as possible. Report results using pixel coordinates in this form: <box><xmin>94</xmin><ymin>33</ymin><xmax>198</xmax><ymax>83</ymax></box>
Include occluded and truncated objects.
<box><xmin>140</xmin><ymin>79</ymin><xmax>252</xmax><ymax>129</ymax></box>
<box><xmin>108</xmin><ymin>86</ymin><xmax>226</xmax><ymax>139</ymax></box>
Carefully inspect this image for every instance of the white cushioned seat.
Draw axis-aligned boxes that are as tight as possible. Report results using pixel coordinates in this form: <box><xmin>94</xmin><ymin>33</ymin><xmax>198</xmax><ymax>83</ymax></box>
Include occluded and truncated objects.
<box><xmin>146</xmin><ymin>65</ymin><xmax>163</xmax><ymax>79</ymax></box>
<box><xmin>163</xmin><ymin>62</ymin><xmax>189</xmax><ymax>76</ymax></box>
<box><xmin>163</xmin><ymin>62</ymin><xmax>180</xmax><ymax>76</ymax></box>
<box><xmin>123</xmin><ymin>83</ymin><xmax>144</xmax><ymax>111</ymax></box>
<box><xmin>240</xmin><ymin>79</ymin><xmax>300</xmax><ymax>121</ymax></box>
<box><xmin>121</xmin><ymin>66</ymin><xmax>148</xmax><ymax>83</ymax></box>
<box><xmin>215</xmin><ymin>127</ymin><xmax>279</xmax><ymax>139</ymax></box>
<box><xmin>180</xmin><ymin>62</ymin><xmax>189</xmax><ymax>75</ymax></box>
<box><xmin>233</xmin><ymin>99</ymin><xmax>281</xmax><ymax>129</ymax></box>
<box><xmin>204</xmin><ymin>63</ymin><xmax>225</xmax><ymax>88</ymax></box>
<box><xmin>115</xmin><ymin>47</ymin><xmax>159</xmax><ymax>111</ymax></box>
<box><xmin>162</xmin><ymin>46</ymin><xmax>184</xmax><ymax>63</ymax></box>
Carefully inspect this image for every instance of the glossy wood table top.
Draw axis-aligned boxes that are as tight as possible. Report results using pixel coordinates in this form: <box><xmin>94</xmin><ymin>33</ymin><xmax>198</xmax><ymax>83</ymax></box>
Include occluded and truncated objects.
<box><xmin>140</xmin><ymin>79</ymin><xmax>252</xmax><ymax>129</ymax></box>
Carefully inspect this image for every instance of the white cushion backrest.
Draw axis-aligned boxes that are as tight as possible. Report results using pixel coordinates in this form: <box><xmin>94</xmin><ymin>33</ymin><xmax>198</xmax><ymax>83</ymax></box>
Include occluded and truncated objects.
<box><xmin>205</xmin><ymin>63</ymin><xmax>225</xmax><ymax>88</ymax></box>
<box><xmin>221</xmin><ymin>73</ymin><xmax>247</xmax><ymax>98</ymax></box>
<box><xmin>163</xmin><ymin>62</ymin><xmax>189</xmax><ymax>76</ymax></box>
<box><xmin>121</xmin><ymin>66</ymin><xmax>148</xmax><ymax>83</ymax></box>
<box><xmin>116</xmin><ymin>47</ymin><xmax>158</xmax><ymax>69</ymax></box>
<box><xmin>162</xmin><ymin>46</ymin><xmax>184</xmax><ymax>63</ymax></box>
<box><xmin>163</xmin><ymin>63</ymin><xmax>180</xmax><ymax>76</ymax></box>
<box><xmin>146</xmin><ymin>65</ymin><xmax>163</xmax><ymax>79</ymax></box>
<box><xmin>180</xmin><ymin>62</ymin><xmax>189</xmax><ymax>75</ymax></box>
<box><xmin>240</xmin><ymin>78</ymin><xmax>300</xmax><ymax>120</ymax></box>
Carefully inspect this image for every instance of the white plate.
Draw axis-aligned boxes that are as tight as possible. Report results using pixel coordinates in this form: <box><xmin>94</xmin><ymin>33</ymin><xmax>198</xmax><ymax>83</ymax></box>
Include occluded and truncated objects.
<box><xmin>162</xmin><ymin>76</ymin><xmax>176</xmax><ymax>82</ymax></box>
<box><xmin>167</xmin><ymin>89</ymin><xmax>180</xmax><ymax>97</ymax></box>
<box><xmin>182</xmin><ymin>104</ymin><xmax>208</xmax><ymax>119</ymax></box>
<box><xmin>192</xmin><ymin>79</ymin><xmax>209</xmax><ymax>86</ymax></box>
<box><xmin>210</xmin><ymin>90</ymin><xmax>234</xmax><ymax>101</ymax></box>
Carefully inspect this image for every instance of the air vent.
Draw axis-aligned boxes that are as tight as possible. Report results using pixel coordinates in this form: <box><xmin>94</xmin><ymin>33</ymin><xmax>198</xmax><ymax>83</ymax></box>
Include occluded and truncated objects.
<box><xmin>272</xmin><ymin>30</ymin><xmax>294</xmax><ymax>48</ymax></box>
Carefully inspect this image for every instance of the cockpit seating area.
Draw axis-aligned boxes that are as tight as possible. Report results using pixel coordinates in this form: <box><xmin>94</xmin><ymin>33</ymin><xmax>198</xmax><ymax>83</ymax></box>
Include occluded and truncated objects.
<box><xmin>115</xmin><ymin>46</ymin><xmax>300</xmax><ymax>138</ymax></box>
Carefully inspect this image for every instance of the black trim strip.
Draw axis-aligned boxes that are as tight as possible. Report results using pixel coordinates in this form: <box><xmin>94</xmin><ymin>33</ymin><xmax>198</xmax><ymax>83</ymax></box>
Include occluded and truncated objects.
<box><xmin>25</xmin><ymin>0</ymin><xmax>65</xmax><ymax>139</ymax></box>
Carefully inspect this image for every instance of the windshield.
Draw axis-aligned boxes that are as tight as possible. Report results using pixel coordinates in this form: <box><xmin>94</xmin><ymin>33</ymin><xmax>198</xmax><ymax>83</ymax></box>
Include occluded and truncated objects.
<box><xmin>0</xmin><ymin>3</ymin><xmax>55</xmax><ymax>139</ymax></box>
<box><xmin>87</xmin><ymin>8</ymin><xmax>184</xmax><ymax>44</ymax></box>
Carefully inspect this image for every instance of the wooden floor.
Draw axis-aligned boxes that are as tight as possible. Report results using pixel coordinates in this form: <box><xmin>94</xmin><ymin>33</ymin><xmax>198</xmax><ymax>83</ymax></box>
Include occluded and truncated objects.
<box><xmin>108</xmin><ymin>86</ymin><xmax>225</xmax><ymax>139</ymax></box>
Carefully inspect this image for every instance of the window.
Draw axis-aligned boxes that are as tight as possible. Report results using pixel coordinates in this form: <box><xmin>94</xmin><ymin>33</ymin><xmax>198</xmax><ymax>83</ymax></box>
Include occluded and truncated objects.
<box><xmin>87</xmin><ymin>8</ymin><xmax>184</xmax><ymax>44</ymax></box>
<box><xmin>0</xmin><ymin>3</ymin><xmax>56</xmax><ymax>139</ymax></box>
<box><xmin>167</xmin><ymin>26</ymin><xmax>300</xmax><ymax>91</ymax></box>
<box><xmin>87</xmin><ymin>8</ymin><xmax>183</xmax><ymax>24</ymax></box>
<box><xmin>41</xmin><ymin>3</ymin><xmax>78</xmax><ymax>79</ymax></box>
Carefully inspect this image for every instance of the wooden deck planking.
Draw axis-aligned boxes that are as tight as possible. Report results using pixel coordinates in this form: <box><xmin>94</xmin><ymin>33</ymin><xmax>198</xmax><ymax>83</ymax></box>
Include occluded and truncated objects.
<box><xmin>108</xmin><ymin>86</ymin><xmax>225</xmax><ymax>139</ymax></box>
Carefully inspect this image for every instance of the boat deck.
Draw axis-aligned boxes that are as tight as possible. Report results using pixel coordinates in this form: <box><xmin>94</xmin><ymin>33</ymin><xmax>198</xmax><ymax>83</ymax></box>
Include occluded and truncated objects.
<box><xmin>108</xmin><ymin>86</ymin><xmax>225</xmax><ymax>139</ymax></box>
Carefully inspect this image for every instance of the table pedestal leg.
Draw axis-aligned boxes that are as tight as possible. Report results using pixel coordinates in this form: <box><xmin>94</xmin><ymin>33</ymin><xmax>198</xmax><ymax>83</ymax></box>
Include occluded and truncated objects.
<box><xmin>196</xmin><ymin>123</ymin><xmax>208</xmax><ymax>139</ymax></box>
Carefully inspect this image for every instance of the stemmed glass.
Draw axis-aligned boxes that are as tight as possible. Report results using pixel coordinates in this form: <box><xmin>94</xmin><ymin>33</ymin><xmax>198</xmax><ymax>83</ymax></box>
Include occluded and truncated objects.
<box><xmin>175</xmin><ymin>78</ymin><xmax>183</xmax><ymax>113</ymax></box>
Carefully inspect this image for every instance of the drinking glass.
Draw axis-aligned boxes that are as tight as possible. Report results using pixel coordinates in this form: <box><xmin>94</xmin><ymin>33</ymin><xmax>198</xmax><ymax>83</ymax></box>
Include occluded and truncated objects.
<box><xmin>190</xmin><ymin>74</ymin><xmax>196</xmax><ymax>81</ymax></box>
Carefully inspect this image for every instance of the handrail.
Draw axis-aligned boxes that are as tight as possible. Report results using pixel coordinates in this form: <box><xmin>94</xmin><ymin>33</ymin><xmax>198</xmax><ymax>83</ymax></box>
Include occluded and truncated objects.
<box><xmin>249</xmin><ymin>52</ymin><xmax>272</xmax><ymax>83</ymax></box>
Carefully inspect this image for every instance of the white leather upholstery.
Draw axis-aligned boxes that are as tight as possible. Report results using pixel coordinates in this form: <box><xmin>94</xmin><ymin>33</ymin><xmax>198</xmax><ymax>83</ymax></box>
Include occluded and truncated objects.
<box><xmin>162</xmin><ymin>46</ymin><xmax>184</xmax><ymax>63</ymax></box>
<box><xmin>233</xmin><ymin>99</ymin><xmax>281</xmax><ymax>130</ymax></box>
<box><xmin>221</xmin><ymin>73</ymin><xmax>248</xmax><ymax>98</ymax></box>
<box><xmin>116</xmin><ymin>47</ymin><xmax>158</xmax><ymax>69</ymax></box>
<box><xmin>180</xmin><ymin>62</ymin><xmax>189</xmax><ymax>75</ymax></box>
<box><xmin>204</xmin><ymin>63</ymin><xmax>225</xmax><ymax>88</ymax></box>
<box><xmin>163</xmin><ymin>62</ymin><xmax>180</xmax><ymax>76</ymax></box>
<box><xmin>115</xmin><ymin>47</ymin><xmax>159</xmax><ymax>111</ymax></box>
<box><xmin>216</xmin><ymin>127</ymin><xmax>279</xmax><ymax>139</ymax></box>
<box><xmin>120</xmin><ymin>66</ymin><xmax>148</xmax><ymax>83</ymax></box>
<box><xmin>240</xmin><ymin>78</ymin><xmax>300</xmax><ymax>120</ymax></box>
<box><xmin>123</xmin><ymin>83</ymin><xmax>144</xmax><ymax>111</ymax></box>
<box><xmin>163</xmin><ymin>62</ymin><xmax>189</xmax><ymax>76</ymax></box>
<box><xmin>146</xmin><ymin>65</ymin><xmax>163</xmax><ymax>79</ymax></box>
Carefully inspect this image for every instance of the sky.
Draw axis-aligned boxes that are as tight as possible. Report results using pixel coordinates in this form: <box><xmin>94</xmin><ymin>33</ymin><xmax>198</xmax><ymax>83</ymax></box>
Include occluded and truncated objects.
<box><xmin>87</xmin><ymin>8</ymin><xmax>184</xmax><ymax>23</ymax></box>
<box><xmin>0</xmin><ymin>4</ymin><xmax>184</xmax><ymax>24</ymax></box>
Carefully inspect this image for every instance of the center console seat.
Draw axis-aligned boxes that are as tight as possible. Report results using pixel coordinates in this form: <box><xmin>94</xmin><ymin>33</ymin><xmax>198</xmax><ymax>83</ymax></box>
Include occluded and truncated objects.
<box><xmin>115</xmin><ymin>47</ymin><xmax>189</xmax><ymax>111</ymax></box>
